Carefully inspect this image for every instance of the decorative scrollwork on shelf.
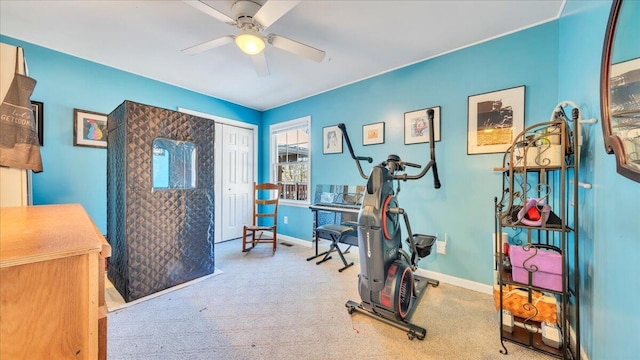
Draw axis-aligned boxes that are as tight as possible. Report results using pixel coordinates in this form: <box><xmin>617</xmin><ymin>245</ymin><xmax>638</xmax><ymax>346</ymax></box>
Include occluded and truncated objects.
<box><xmin>521</xmin><ymin>243</ymin><xmax>540</xmax><ymax>274</ymax></box>
<box><xmin>510</xmin><ymin>228</ymin><xmax>524</xmax><ymax>246</ymax></box>
<box><xmin>534</xmin><ymin>183</ymin><xmax>551</xmax><ymax>204</ymax></box>
<box><xmin>522</xmin><ymin>301</ymin><xmax>540</xmax><ymax>332</ymax></box>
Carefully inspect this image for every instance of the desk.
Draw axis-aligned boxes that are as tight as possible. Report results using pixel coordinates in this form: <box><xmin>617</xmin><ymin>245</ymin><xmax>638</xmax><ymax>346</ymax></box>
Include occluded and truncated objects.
<box><xmin>307</xmin><ymin>203</ymin><xmax>360</xmax><ymax>260</ymax></box>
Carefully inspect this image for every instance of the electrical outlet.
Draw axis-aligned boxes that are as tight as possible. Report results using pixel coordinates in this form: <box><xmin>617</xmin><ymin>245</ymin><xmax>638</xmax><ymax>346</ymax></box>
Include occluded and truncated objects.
<box><xmin>283</xmin><ymin>216</ymin><xmax>288</xmax><ymax>224</ymax></box>
<box><xmin>436</xmin><ymin>233</ymin><xmax>447</xmax><ymax>255</ymax></box>
<box><xmin>436</xmin><ymin>240</ymin><xmax>446</xmax><ymax>255</ymax></box>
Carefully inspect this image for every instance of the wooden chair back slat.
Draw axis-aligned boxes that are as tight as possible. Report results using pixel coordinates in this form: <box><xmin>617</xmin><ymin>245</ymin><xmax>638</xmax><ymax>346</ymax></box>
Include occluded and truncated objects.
<box><xmin>242</xmin><ymin>182</ymin><xmax>280</xmax><ymax>252</ymax></box>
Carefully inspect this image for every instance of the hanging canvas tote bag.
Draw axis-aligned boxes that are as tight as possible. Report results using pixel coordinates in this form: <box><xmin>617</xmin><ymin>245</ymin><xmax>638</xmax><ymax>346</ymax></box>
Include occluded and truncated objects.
<box><xmin>0</xmin><ymin>46</ymin><xmax>42</xmax><ymax>172</ymax></box>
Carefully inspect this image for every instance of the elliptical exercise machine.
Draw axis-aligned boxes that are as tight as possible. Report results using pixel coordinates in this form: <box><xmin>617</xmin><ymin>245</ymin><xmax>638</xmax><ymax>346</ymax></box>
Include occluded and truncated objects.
<box><xmin>338</xmin><ymin>108</ymin><xmax>441</xmax><ymax>340</ymax></box>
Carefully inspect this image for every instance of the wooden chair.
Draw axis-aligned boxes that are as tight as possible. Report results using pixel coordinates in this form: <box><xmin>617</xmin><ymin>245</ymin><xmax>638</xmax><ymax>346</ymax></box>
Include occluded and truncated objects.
<box><xmin>242</xmin><ymin>182</ymin><xmax>280</xmax><ymax>252</ymax></box>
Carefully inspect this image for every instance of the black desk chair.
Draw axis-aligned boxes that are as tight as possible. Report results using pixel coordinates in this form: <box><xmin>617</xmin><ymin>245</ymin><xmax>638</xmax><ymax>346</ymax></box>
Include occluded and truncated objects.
<box><xmin>314</xmin><ymin>223</ymin><xmax>357</xmax><ymax>272</ymax></box>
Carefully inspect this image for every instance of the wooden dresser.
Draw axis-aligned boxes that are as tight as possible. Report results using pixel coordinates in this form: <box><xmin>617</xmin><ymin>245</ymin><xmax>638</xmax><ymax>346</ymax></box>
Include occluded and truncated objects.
<box><xmin>0</xmin><ymin>204</ymin><xmax>111</xmax><ymax>359</ymax></box>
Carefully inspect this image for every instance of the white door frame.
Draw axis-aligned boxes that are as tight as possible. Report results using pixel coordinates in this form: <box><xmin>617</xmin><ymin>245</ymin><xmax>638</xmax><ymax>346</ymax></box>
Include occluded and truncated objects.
<box><xmin>218</xmin><ymin>123</ymin><xmax>254</xmax><ymax>241</ymax></box>
<box><xmin>178</xmin><ymin>107</ymin><xmax>258</xmax><ymax>243</ymax></box>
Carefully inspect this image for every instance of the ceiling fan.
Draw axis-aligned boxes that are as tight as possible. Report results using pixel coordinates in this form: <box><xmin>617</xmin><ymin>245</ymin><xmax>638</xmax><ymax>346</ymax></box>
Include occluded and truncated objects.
<box><xmin>182</xmin><ymin>0</ymin><xmax>326</xmax><ymax>76</ymax></box>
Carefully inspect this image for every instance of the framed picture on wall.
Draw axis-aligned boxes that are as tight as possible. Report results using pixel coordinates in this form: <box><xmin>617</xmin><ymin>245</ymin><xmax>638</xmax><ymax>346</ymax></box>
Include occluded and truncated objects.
<box><xmin>404</xmin><ymin>106</ymin><xmax>441</xmax><ymax>145</ymax></box>
<box><xmin>73</xmin><ymin>108</ymin><xmax>108</xmax><ymax>149</ymax></box>
<box><xmin>31</xmin><ymin>100</ymin><xmax>44</xmax><ymax>146</ymax></box>
<box><xmin>467</xmin><ymin>85</ymin><xmax>525</xmax><ymax>154</ymax></box>
<box><xmin>323</xmin><ymin>125</ymin><xmax>343</xmax><ymax>154</ymax></box>
<box><xmin>362</xmin><ymin>122</ymin><xmax>385</xmax><ymax>145</ymax></box>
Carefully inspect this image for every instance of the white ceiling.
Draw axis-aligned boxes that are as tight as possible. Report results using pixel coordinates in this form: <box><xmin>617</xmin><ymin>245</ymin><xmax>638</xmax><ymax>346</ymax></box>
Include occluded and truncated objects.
<box><xmin>0</xmin><ymin>0</ymin><xmax>565</xmax><ymax>111</ymax></box>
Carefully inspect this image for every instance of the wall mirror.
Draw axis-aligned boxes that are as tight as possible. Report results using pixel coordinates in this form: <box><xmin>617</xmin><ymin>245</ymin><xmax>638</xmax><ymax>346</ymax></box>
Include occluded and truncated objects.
<box><xmin>601</xmin><ymin>0</ymin><xmax>640</xmax><ymax>182</ymax></box>
<box><xmin>152</xmin><ymin>138</ymin><xmax>197</xmax><ymax>190</ymax></box>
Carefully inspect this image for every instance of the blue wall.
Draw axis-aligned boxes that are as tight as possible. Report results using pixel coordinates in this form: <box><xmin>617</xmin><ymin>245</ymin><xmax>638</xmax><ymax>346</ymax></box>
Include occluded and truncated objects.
<box><xmin>0</xmin><ymin>35</ymin><xmax>262</xmax><ymax>234</ymax></box>
<box><xmin>264</xmin><ymin>1</ymin><xmax>640</xmax><ymax>357</ymax></box>
<box><xmin>3</xmin><ymin>1</ymin><xmax>639</xmax><ymax>357</ymax></box>
<box><xmin>559</xmin><ymin>1</ymin><xmax>640</xmax><ymax>358</ymax></box>
<box><xmin>263</xmin><ymin>21</ymin><xmax>560</xmax><ymax>285</ymax></box>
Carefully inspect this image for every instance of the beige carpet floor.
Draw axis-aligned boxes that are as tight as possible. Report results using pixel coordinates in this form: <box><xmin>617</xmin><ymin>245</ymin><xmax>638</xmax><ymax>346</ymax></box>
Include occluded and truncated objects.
<box><xmin>107</xmin><ymin>239</ymin><xmax>553</xmax><ymax>360</ymax></box>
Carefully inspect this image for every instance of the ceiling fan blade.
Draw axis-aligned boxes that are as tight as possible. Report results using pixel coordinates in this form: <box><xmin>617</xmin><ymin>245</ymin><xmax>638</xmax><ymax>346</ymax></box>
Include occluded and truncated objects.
<box><xmin>268</xmin><ymin>34</ymin><xmax>325</xmax><ymax>62</ymax></box>
<box><xmin>254</xmin><ymin>0</ymin><xmax>301</xmax><ymax>29</ymax></box>
<box><xmin>252</xmin><ymin>52</ymin><xmax>270</xmax><ymax>77</ymax></box>
<box><xmin>182</xmin><ymin>35</ymin><xmax>234</xmax><ymax>55</ymax></box>
<box><xmin>183</xmin><ymin>0</ymin><xmax>235</xmax><ymax>25</ymax></box>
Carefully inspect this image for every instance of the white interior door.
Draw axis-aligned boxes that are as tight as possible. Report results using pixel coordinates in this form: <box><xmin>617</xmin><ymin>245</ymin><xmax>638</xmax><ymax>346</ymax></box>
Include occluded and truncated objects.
<box><xmin>177</xmin><ymin>107</ymin><xmax>256</xmax><ymax>244</ymax></box>
<box><xmin>218</xmin><ymin>124</ymin><xmax>254</xmax><ymax>242</ymax></box>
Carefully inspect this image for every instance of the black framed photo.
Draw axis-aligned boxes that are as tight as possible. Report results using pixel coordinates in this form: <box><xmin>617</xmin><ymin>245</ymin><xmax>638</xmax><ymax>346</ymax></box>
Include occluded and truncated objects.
<box><xmin>404</xmin><ymin>106</ymin><xmax>441</xmax><ymax>145</ymax></box>
<box><xmin>73</xmin><ymin>108</ymin><xmax>108</xmax><ymax>148</ymax></box>
<box><xmin>31</xmin><ymin>100</ymin><xmax>43</xmax><ymax>146</ymax></box>
<box><xmin>362</xmin><ymin>122</ymin><xmax>385</xmax><ymax>146</ymax></box>
<box><xmin>323</xmin><ymin>125</ymin><xmax>343</xmax><ymax>154</ymax></box>
<box><xmin>467</xmin><ymin>85</ymin><xmax>525</xmax><ymax>154</ymax></box>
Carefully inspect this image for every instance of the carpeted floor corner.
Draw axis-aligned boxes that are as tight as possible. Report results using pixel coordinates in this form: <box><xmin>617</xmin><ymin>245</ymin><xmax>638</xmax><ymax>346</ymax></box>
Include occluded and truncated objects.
<box><xmin>107</xmin><ymin>239</ymin><xmax>553</xmax><ymax>360</ymax></box>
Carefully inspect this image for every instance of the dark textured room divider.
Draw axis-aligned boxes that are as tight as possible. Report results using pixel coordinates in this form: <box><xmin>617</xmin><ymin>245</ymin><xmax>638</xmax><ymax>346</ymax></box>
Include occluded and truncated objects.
<box><xmin>107</xmin><ymin>100</ymin><xmax>215</xmax><ymax>302</ymax></box>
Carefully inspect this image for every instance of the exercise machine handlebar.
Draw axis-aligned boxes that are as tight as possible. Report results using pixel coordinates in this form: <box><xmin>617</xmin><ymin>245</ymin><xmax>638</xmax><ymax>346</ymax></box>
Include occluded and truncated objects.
<box><xmin>337</xmin><ymin>108</ymin><xmax>441</xmax><ymax>189</ymax></box>
<box><xmin>337</xmin><ymin>123</ymin><xmax>372</xmax><ymax>179</ymax></box>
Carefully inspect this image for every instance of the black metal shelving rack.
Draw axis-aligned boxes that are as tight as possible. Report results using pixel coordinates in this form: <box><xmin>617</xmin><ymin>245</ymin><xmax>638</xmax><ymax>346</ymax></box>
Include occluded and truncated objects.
<box><xmin>493</xmin><ymin>105</ymin><xmax>581</xmax><ymax>359</ymax></box>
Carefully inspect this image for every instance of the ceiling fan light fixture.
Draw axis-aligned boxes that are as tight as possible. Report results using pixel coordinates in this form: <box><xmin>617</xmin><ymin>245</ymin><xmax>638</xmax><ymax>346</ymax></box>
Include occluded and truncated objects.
<box><xmin>235</xmin><ymin>30</ymin><xmax>265</xmax><ymax>55</ymax></box>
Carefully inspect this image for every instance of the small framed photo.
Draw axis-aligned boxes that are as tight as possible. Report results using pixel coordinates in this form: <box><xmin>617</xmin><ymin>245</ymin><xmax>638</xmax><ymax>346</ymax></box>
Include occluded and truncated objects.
<box><xmin>362</xmin><ymin>122</ymin><xmax>385</xmax><ymax>146</ymax></box>
<box><xmin>31</xmin><ymin>100</ymin><xmax>44</xmax><ymax>146</ymax></box>
<box><xmin>467</xmin><ymin>85</ymin><xmax>525</xmax><ymax>154</ymax></box>
<box><xmin>404</xmin><ymin>106</ymin><xmax>441</xmax><ymax>145</ymax></box>
<box><xmin>323</xmin><ymin>125</ymin><xmax>343</xmax><ymax>154</ymax></box>
<box><xmin>73</xmin><ymin>108</ymin><xmax>108</xmax><ymax>149</ymax></box>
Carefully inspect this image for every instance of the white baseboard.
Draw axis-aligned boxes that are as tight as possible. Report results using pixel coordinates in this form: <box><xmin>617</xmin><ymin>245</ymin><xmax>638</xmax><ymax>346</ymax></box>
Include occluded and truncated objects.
<box><xmin>274</xmin><ymin>233</ymin><xmax>312</xmax><ymax>247</ymax></box>
<box><xmin>569</xmin><ymin>323</ymin><xmax>589</xmax><ymax>360</ymax></box>
<box><xmin>274</xmin><ymin>232</ymin><xmax>493</xmax><ymax>295</ymax></box>
<box><xmin>415</xmin><ymin>268</ymin><xmax>493</xmax><ymax>295</ymax></box>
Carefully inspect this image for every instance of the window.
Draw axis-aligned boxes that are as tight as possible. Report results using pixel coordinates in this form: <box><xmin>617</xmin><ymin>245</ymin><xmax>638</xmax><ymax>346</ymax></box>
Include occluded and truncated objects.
<box><xmin>270</xmin><ymin>116</ymin><xmax>310</xmax><ymax>204</ymax></box>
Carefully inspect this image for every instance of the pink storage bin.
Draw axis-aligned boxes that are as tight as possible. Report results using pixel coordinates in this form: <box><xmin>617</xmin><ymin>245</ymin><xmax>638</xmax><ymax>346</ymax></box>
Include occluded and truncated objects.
<box><xmin>510</xmin><ymin>245</ymin><xmax>563</xmax><ymax>292</ymax></box>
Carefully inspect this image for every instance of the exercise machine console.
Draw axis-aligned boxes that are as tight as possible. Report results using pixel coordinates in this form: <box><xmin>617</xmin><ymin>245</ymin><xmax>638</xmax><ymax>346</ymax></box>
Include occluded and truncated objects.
<box><xmin>339</xmin><ymin>109</ymin><xmax>441</xmax><ymax>340</ymax></box>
